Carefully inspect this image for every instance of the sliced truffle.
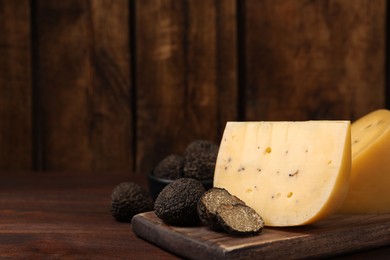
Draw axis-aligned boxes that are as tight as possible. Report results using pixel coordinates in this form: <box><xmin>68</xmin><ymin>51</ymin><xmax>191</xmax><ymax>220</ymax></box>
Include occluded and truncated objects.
<box><xmin>110</xmin><ymin>182</ymin><xmax>154</xmax><ymax>222</ymax></box>
<box><xmin>216</xmin><ymin>204</ymin><xmax>264</xmax><ymax>236</ymax></box>
<box><xmin>154</xmin><ymin>178</ymin><xmax>205</xmax><ymax>226</ymax></box>
<box><xmin>153</xmin><ymin>154</ymin><xmax>184</xmax><ymax>180</ymax></box>
<box><xmin>183</xmin><ymin>140</ymin><xmax>219</xmax><ymax>180</ymax></box>
<box><xmin>197</xmin><ymin>187</ymin><xmax>245</xmax><ymax>230</ymax></box>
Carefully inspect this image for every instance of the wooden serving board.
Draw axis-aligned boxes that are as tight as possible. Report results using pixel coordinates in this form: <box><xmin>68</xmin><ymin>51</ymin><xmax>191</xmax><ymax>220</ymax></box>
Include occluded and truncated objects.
<box><xmin>132</xmin><ymin>212</ymin><xmax>390</xmax><ymax>259</ymax></box>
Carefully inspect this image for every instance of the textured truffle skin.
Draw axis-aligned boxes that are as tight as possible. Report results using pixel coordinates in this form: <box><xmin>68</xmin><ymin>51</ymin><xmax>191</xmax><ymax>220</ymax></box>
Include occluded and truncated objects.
<box><xmin>153</xmin><ymin>154</ymin><xmax>184</xmax><ymax>180</ymax></box>
<box><xmin>183</xmin><ymin>140</ymin><xmax>219</xmax><ymax>180</ymax></box>
<box><xmin>111</xmin><ymin>182</ymin><xmax>154</xmax><ymax>222</ymax></box>
<box><xmin>154</xmin><ymin>178</ymin><xmax>205</xmax><ymax>226</ymax></box>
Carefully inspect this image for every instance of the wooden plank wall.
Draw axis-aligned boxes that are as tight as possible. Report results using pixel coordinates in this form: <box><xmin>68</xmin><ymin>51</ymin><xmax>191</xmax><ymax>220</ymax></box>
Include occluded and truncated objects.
<box><xmin>0</xmin><ymin>0</ymin><xmax>387</xmax><ymax>175</ymax></box>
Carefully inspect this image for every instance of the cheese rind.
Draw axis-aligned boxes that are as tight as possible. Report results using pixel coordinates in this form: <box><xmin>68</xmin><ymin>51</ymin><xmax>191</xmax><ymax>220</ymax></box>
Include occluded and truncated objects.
<box><xmin>213</xmin><ymin>121</ymin><xmax>351</xmax><ymax>227</ymax></box>
<box><xmin>338</xmin><ymin>109</ymin><xmax>390</xmax><ymax>213</ymax></box>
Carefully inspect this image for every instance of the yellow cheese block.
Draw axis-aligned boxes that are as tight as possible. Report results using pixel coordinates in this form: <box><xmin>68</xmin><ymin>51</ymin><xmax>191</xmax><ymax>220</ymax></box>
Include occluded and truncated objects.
<box><xmin>213</xmin><ymin>121</ymin><xmax>351</xmax><ymax>227</ymax></box>
<box><xmin>338</xmin><ymin>109</ymin><xmax>390</xmax><ymax>213</ymax></box>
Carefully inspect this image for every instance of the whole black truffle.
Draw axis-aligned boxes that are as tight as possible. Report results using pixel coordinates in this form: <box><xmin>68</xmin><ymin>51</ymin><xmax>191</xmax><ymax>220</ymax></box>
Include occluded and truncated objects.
<box><xmin>110</xmin><ymin>182</ymin><xmax>154</xmax><ymax>222</ymax></box>
<box><xmin>153</xmin><ymin>154</ymin><xmax>184</xmax><ymax>180</ymax></box>
<box><xmin>183</xmin><ymin>140</ymin><xmax>219</xmax><ymax>180</ymax></box>
<box><xmin>154</xmin><ymin>178</ymin><xmax>205</xmax><ymax>226</ymax></box>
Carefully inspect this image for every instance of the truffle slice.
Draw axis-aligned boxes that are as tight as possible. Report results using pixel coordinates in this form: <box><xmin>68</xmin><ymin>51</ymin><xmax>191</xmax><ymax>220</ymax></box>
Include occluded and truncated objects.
<box><xmin>183</xmin><ymin>140</ymin><xmax>219</xmax><ymax>180</ymax></box>
<box><xmin>153</xmin><ymin>154</ymin><xmax>184</xmax><ymax>180</ymax></box>
<box><xmin>154</xmin><ymin>178</ymin><xmax>205</xmax><ymax>226</ymax></box>
<box><xmin>111</xmin><ymin>182</ymin><xmax>154</xmax><ymax>222</ymax></box>
<box><xmin>216</xmin><ymin>204</ymin><xmax>264</xmax><ymax>236</ymax></box>
<box><xmin>197</xmin><ymin>187</ymin><xmax>245</xmax><ymax>230</ymax></box>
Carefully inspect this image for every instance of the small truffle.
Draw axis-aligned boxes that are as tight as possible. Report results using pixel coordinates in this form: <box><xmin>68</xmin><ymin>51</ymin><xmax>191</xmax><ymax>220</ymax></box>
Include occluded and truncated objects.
<box><xmin>153</xmin><ymin>154</ymin><xmax>184</xmax><ymax>180</ymax></box>
<box><xmin>197</xmin><ymin>187</ymin><xmax>245</xmax><ymax>230</ymax></box>
<box><xmin>216</xmin><ymin>204</ymin><xmax>264</xmax><ymax>236</ymax></box>
<box><xmin>183</xmin><ymin>140</ymin><xmax>219</xmax><ymax>180</ymax></box>
<box><xmin>154</xmin><ymin>178</ymin><xmax>205</xmax><ymax>226</ymax></box>
<box><xmin>110</xmin><ymin>182</ymin><xmax>154</xmax><ymax>222</ymax></box>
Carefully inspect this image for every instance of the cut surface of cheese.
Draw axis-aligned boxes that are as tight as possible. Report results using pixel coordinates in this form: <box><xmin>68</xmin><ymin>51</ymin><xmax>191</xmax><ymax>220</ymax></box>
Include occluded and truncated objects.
<box><xmin>338</xmin><ymin>109</ymin><xmax>390</xmax><ymax>213</ymax></box>
<box><xmin>213</xmin><ymin>121</ymin><xmax>351</xmax><ymax>227</ymax></box>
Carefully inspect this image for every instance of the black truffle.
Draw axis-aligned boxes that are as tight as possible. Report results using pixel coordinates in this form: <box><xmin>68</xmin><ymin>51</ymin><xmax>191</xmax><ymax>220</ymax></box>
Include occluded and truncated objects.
<box><xmin>197</xmin><ymin>187</ymin><xmax>245</xmax><ymax>230</ymax></box>
<box><xmin>154</xmin><ymin>178</ymin><xmax>205</xmax><ymax>226</ymax></box>
<box><xmin>110</xmin><ymin>182</ymin><xmax>154</xmax><ymax>222</ymax></box>
<box><xmin>183</xmin><ymin>140</ymin><xmax>219</xmax><ymax>180</ymax></box>
<box><xmin>216</xmin><ymin>204</ymin><xmax>264</xmax><ymax>236</ymax></box>
<box><xmin>153</xmin><ymin>154</ymin><xmax>184</xmax><ymax>180</ymax></box>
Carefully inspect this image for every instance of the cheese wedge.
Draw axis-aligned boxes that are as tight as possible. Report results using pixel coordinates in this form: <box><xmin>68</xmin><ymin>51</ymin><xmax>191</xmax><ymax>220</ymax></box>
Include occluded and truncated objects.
<box><xmin>338</xmin><ymin>109</ymin><xmax>390</xmax><ymax>213</ymax></box>
<box><xmin>213</xmin><ymin>121</ymin><xmax>351</xmax><ymax>227</ymax></box>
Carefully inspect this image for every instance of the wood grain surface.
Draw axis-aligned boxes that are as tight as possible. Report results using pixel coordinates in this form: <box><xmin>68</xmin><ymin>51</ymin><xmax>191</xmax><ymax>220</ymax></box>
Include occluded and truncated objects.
<box><xmin>242</xmin><ymin>0</ymin><xmax>386</xmax><ymax>121</ymax></box>
<box><xmin>0</xmin><ymin>171</ymin><xmax>178</xmax><ymax>259</ymax></box>
<box><xmin>0</xmin><ymin>1</ymin><xmax>32</xmax><ymax>170</ymax></box>
<box><xmin>0</xmin><ymin>0</ymin><xmax>387</xmax><ymax>173</ymax></box>
<box><xmin>34</xmin><ymin>0</ymin><xmax>132</xmax><ymax>172</ymax></box>
<box><xmin>136</xmin><ymin>0</ymin><xmax>237</xmax><ymax>174</ymax></box>
<box><xmin>132</xmin><ymin>211</ymin><xmax>390</xmax><ymax>260</ymax></box>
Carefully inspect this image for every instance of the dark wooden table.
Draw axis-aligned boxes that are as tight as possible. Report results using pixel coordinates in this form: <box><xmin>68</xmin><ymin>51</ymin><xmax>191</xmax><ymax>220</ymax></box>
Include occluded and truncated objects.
<box><xmin>1</xmin><ymin>171</ymin><xmax>390</xmax><ymax>259</ymax></box>
<box><xmin>0</xmin><ymin>171</ymin><xmax>179</xmax><ymax>259</ymax></box>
